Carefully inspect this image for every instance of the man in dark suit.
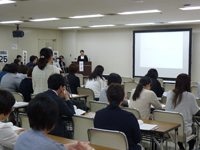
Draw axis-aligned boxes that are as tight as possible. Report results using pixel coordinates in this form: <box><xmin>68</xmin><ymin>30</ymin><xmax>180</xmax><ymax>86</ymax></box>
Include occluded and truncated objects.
<box><xmin>38</xmin><ymin>74</ymin><xmax>75</xmax><ymax>138</ymax></box>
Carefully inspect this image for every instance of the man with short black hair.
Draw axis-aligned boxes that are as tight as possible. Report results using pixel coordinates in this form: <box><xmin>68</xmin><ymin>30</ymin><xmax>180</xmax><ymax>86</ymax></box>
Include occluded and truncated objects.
<box><xmin>16</xmin><ymin>55</ymin><xmax>23</xmax><ymax>65</ymax></box>
<box><xmin>26</xmin><ymin>55</ymin><xmax>37</xmax><ymax>68</ymax></box>
<box><xmin>38</xmin><ymin>74</ymin><xmax>75</xmax><ymax>138</ymax></box>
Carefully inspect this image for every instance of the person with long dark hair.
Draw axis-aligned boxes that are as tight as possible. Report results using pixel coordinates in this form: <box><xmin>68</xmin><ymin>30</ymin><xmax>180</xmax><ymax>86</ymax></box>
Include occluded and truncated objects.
<box><xmin>166</xmin><ymin>74</ymin><xmax>200</xmax><ymax>150</ymax></box>
<box><xmin>85</xmin><ymin>65</ymin><xmax>106</xmax><ymax>101</ymax></box>
<box><xmin>94</xmin><ymin>83</ymin><xmax>143</xmax><ymax>150</ymax></box>
<box><xmin>145</xmin><ymin>68</ymin><xmax>164</xmax><ymax>97</ymax></box>
<box><xmin>32</xmin><ymin>48</ymin><xmax>59</xmax><ymax>94</ymax></box>
<box><xmin>129</xmin><ymin>76</ymin><xmax>162</xmax><ymax>119</ymax></box>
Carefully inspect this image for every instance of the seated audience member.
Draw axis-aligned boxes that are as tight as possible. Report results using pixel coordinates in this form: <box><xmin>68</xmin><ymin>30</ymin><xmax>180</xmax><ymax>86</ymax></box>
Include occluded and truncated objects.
<box><xmin>67</xmin><ymin>64</ymin><xmax>80</xmax><ymax>94</ymax></box>
<box><xmin>0</xmin><ymin>90</ymin><xmax>25</xmax><ymax>150</ymax></box>
<box><xmin>16</xmin><ymin>55</ymin><xmax>23</xmax><ymax>65</ymax></box>
<box><xmin>14</xmin><ymin>95</ymin><xmax>91</xmax><ymax>150</ymax></box>
<box><xmin>0</xmin><ymin>63</ymin><xmax>22</xmax><ymax>92</ymax></box>
<box><xmin>14</xmin><ymin>59</ymin><xmax>21</xmax><ymax>66</ymax></box>
<box><xmin>85</xmin><ymin>65</ymin><xmax>106</xmax><ymax>101</ymax></box>
<box><xmin>0</xmin><ymin>64</ymin><xmax>9</xmax><ymax>83</ymax></box>
<box><xmin>94</xmin><ymin>83</ymin><xmax>142</xmax><ymax>150</ymax></box>
<box><xmin>129</xmin><ymin>76</ymin><xmax>162</xmax><ymax>119</ymax></box>
<box><xmin>38</xmin><ymin>74</ymin><xmax>75</xmax><ymax>138</ymax></box>
<box><xmin>145</xmin><ymin>68</ymin><xmax>164</xmax><ymax>97</ymax></box>
<box><xmin>166</xmin><ymin>74</ymin><xmax>200</xmax><ymax>150</ymax></box>
<box><xmin>59</xmin><ymin>55</ymin><xmax>68</xmax><ymax>73</ymax></box>
<box><xmin>26</xmin><ymin>55</ymin><xmax>37</xmax><ymax>68</ymax></box>
<box><xmin>17</xmin><ymin>65</ymin><xmax>28</xmax><ymax>80</ymax></box>
<box><xmin>19</xmin><ymin>67</ymin><xmax>34</xmax><ymax>102</ymax></box>
<box><xmin>99</xmin><ymin>73</ymin><xmax>128</xmax><ymax>107</ymax></box>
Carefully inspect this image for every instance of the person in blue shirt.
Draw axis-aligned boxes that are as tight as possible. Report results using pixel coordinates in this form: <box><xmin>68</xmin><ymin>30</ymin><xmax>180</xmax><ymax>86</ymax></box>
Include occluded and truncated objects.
<box><xmin>26</xmin><ymin>55</ymin><xmax>37</xmax><ymax>68</ymax></box>
<box><xmin>0</xmin><ymin>64</ymin><xmax>9</xmax><ymax>83</ymax></box>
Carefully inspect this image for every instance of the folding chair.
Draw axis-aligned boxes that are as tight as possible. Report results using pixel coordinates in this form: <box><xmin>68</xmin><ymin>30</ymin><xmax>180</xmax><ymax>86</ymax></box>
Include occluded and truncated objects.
<box><xmin>89</xmin><ymin>100</ymin><xmax>108</xmax><ymax>112</ymax></box>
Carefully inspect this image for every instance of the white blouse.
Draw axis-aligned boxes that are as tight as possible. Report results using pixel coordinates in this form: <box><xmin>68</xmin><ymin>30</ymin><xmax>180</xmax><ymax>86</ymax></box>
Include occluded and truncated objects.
<box><xmin>32</xmin><ymin>64</ymin><xmax>60</xmax><ymax>94</ymax></box>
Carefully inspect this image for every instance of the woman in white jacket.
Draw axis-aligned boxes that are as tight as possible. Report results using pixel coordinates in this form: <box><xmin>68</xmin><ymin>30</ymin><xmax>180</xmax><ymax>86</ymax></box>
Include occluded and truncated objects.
<box><xmin>85</xmin><ymin>65</ymin><xmax>106</xmax><ymax>101</ymax></box>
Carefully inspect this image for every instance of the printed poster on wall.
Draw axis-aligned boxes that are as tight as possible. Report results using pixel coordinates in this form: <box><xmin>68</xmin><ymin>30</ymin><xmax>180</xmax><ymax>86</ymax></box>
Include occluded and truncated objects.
<box><xmin>23</xmin><ymin>51</ymin><xmax>27</xmax><ymax>65</ymax></box>
<box><xmin>52</xmin><ymin>51</ymin><xmax>61</xmax><ymax>70</ymax></box>
<box><xmin>0</xmin><ymin>51</ymin><xmax>8</xmax><ymax>63</ymax></box>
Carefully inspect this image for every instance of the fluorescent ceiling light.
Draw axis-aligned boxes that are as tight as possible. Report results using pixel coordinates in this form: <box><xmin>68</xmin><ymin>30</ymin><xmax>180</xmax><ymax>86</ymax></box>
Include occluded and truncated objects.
<box><xmin>69</xmin><ymin>14</ymin><xmax>104</xmax><ymax>19</ymax></box>
<box><xmin>179</xmin><ymin>6</ymin><xmax>200</xmax><ymax>10</ymax></box>
<box><xmin>0</xmin><ymin>20</ymin><xmax>23</xmax><ymax>24</ymax></box>
<box><xmin>0</xmin><ymin>0</ymin><xmax>16</xmax><ymax>5</ymax></box>
<box><xmin>125</xmin><ymin>23</ymin><xmax>156</xmax><ymax>26</ymax></box>
<box><xmin>89</xmin><ymin>24</ymin><xmax>115</xmax><ymax>28</ymax></box>
<box><xmin>118</xmin><ymin>9</ymin><xmax>161</xmax><ymax>15</ymax></box>
<box><xmin>58</xmin><ymin>26</ymin><xmax>81</xmax><ymax>29</ymax></box>
<box><xmin>168</xmin><ymin>20</ymin><xmax>200</xmax><ymax>24</ymax></box>
<box><xmin>30</xmin><ymin>18</ymin><xmax>60</xmax><ymax>22</ymax></box>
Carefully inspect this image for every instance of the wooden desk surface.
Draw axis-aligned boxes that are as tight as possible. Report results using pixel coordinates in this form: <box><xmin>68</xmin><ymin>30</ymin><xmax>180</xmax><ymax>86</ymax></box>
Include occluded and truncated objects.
<box><xmin>46</xmin><ymin>134</ymin><xmax>117</xmax><ymax>150</ymax></box>
<box><xmin>83</xmin><ymin>112</ymin><xmax>180</xmax><ymax>133</ymax></box>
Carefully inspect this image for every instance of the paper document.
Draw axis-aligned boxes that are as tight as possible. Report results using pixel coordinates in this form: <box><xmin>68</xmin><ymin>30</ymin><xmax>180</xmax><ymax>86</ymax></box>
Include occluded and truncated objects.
<box><xmin>162</xmin><ymin>92</ymin><xmax>167</xmax><ymax>97</ymax></box>
<box><xmin>13</xmin><ymin>102</ymin><xmax>28</xmax><ymax>108</ymax></box>
<box><xmin>138</xmin><ymin>120</ymin><xmax>157</xmax><ymax>130</ymax></box>
<box><xmin>151</xmin><ymin>104</ymin><xmax>165</xmax><ymax>108</ymax></box>
<box><xmin>73</xmin><ymin>105</ymin><xmax>86</xmax><ymax>115</ymax></box>
<box><xmin>70</xmin><ymin>94</ymin><xmax>79</xmax><ymax>98</ymax></box>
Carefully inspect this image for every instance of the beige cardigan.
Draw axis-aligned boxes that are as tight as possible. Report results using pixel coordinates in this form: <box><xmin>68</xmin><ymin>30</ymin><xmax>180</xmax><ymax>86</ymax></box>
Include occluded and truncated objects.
<box><xmin>129</xmin><ymin>89</ymin><xmax>162</xmax><ymax>119</ymax></box>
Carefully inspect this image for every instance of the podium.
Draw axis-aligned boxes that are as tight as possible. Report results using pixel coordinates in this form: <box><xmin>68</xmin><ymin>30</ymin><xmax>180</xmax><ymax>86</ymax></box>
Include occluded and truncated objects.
<box><xmin>72</xmin><ymin>61</ymin><xmax>92</xmax><ymax>76</ymax></box>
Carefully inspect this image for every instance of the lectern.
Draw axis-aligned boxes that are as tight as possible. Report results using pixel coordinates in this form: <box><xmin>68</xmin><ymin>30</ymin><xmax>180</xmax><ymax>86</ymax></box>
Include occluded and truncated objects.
<box><xmin>72</xmin><ymin>61</ymin><xmax>92</xmax><ymax>76</ymax></box>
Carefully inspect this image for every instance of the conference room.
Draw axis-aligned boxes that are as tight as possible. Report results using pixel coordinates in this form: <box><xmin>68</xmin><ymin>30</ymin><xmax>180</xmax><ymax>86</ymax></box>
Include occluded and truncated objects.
<box><xmin>1</xmin><ymin>0</ymin><xmax>200</xmax><ymax>150</ymax></box>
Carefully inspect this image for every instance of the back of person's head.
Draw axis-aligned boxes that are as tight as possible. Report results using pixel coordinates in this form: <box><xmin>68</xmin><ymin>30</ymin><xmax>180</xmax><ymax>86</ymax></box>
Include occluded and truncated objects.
<box><xmin>14</xmin><ymin>59</ymin><xmax>20</xmax><ymax>65</ymax></box>
<box><xmin>172</xmin><ymin>73</ymin><xmax>191</xmax><ymax>108</ymax></box>
<box><xmin>0</xmin><ymin>90</ymin><xmax>15</xmax><ymax>115</ymax></box>
<box><xmin>37</xmin><ymin>48</ymin><xmax>53</xmax><ymax>70</ymax></box>
<box><xmin>48</xmin><ymin>74</ymin><xmax>65</xmax><ymax>90</ymax></box>
<box><xmin>108</xmin><ymin>73</ymin><xmax>122</xmax><ymax>85</ymax></box>
<box><xmin>27</xmin><ymin>95</ymin><xmax>59</xmax><ymax>131</ymax></box>
<box><xmin>132</xmin><ymin>76</ymin><xmax>151</xmax><ymax>101</ymax></box>
<box><xmin>30</xmin><ymin>55</ymin><xmax>36</xmax><ymax>62</ymax></box>
<box><xmin>89</xmin><ymin>65</ymin><xmax>104</xmax><ymax>80</ymax></box>
<box><xmin>107</xmin><ymin>83</ymin><xmax>124</xmax><ymax>109</ymax></box>
<box><xmin>2</xmin><ymin>64</ymin><xmax>9</xmax><ymax>72</ymax></box>
<box><xmin>7</xmin><ymin>63</ymin><xmax>19</xmax><ymax>73</ymax></box>
<box><xmin>18</xmin><ymin>65</ymin><xmax>28</xmax><ymax>74</ymax></box>
<box><xmin>16</xmin><ymin>55</ymin><xmax>21</xmax><ymax>59</ymax></box>
<box><xmin>27</xmin><ymin>67</ymin><xmax>34</xmax><ymax>77</ymax></box>
<box><xmin>69</xmin><ymin>64</ymin><xmax>78</xmax><ymax>74</ymax></box>
<box><xmin>145</xmin><ymin>68</ymin><xmax>158</xmax><ymax>79</ymax></box>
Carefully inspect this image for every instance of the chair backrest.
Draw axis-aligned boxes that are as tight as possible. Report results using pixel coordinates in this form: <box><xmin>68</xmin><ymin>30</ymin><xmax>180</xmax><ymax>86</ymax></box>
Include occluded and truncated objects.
<box><xmin>191</xmin><ymin>82</ymin><xmax>198</xmax><ymax>87</ymax></box>
<box><xmin>88</xmin><ymin>127</ymin><xmax>129</xmax><ymax>150</ymax></box>
<box><xmin>77</xmin><ymin>88</ymin><xmax>95</xmax><ymax>107</ymax></box>
<box><xmin>164</xmin><ymin>84</ymin><xmax>175</xmax><ymax>92</ymax></box>
<box><xmin>124</xmin><ymin>82</ymin><xmax>138</xmax><ymax>99</ymax></box>
<box><xmin>161</xmin><ymin>96</ymin><xmax>167</xmax><ymax>104</ymax></box>
<box><xmin>157</xmin><ymin>78</ymin><xmax>164</xmax><ymax>87</ymax></box>
<box><xmin>61</xmin><ymin>73</ymin><xmax>68</xmax><ymax>77</ymax></box>
<box><xmin>196</xmin><ymin>99</ymin><xmax>200</xmax><ymax>107</ymax></box>
<box><xmin>83</xmin><ymin>77</ymin><xmax>88</xmax><ymax>85</ymax></box>
<box><xmin>191</xmin><ymin>86</ymin><xmax>198</xmax><ymax>99</ymax></box>
<box><xmin>134</xmin><ymin>77</ymin><xmax>141</xmax><ymax>84</ymax></box>
<box><xmin>121</xmin><ymin>77</ymin><xmax>133</xmax><ymax>85</ymax></box>
<box><xmin>89</xmin><ymin>100</ymin><xmax>108</xmax><ymax>112</ymax></box>
<box><xmin>121</xmin><ymin>107</ymin><xmax>141</xmax><ymax>119</ymax></box>
<box><xmin>153</xmin><ymin>110</ymin><xmax>185</xmax><ymax>142</ymax></box>
<box><xmin>75</xmin><ymin>73</ymin><xmax>84</xmax><ymax>85</ymax></box>
<box><xmin>11</xmin><ymin>92</ymin><xmax>24</xmax><ymax>102</ymax></box>
<box><xmin>72</xmin><ymin>115</ymin><xmax>94</xmax><ymax>142</ymax></box>
<box><xmin>31</xmin><ymin>94</ymin><xmax>36</xmax><ymax>99</ymax></box>
<box><xmin>19</xmin><ymin>113</ymin><xmax>30</xmax><ymax>130</ymax></box>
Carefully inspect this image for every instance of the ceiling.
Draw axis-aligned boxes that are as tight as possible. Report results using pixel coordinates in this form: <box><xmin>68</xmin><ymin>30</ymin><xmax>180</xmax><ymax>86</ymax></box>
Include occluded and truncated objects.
<box><xmin>0</xmin><ymin>0</ymin><xmax>200</xmax><ymax>30</ymax></box>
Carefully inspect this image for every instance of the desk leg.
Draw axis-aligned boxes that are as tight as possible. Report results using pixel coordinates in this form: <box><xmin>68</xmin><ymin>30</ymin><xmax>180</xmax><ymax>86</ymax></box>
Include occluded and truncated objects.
<box><xmin>16</xmin><ymin>109</ymin><xmax>19</xmax><ymax>126</ymax></box>
<box><xmin>84</xmin><ymin>97</ymin><xmax>87</xmax><ymax>111</ymax></box>
<box><xmin>175</xmin><ymin>128</ymin><xmax>178</xmax><ymax>150</ymax></box>
<box><xmin>160</xmin><ymin>138</ymin><xmax>163</xmax><ymax>150</ymax></box>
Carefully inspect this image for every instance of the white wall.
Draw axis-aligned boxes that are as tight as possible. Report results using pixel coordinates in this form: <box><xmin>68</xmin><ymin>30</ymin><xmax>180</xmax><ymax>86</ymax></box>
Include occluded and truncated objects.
<box><xmin>0</xmin><ymin>25</ymin><xmax>62</xmax><ymax>69</ymax></box>
<box><xmin>62</xmin><ymin>25</ymin><xmax>200</xmax><ymax>82</ymax></box>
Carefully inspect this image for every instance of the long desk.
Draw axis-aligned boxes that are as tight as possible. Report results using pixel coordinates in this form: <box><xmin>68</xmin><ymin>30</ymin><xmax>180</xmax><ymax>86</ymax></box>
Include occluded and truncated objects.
<box><xmin>46</xmin><ymin>134</ymin><xmax>117</xmax><ymax>150</ymax></box>
<box><xmin>83</xmin><ymin>112</ymin><xmax>180</xmax><ymax>150</ymax></box>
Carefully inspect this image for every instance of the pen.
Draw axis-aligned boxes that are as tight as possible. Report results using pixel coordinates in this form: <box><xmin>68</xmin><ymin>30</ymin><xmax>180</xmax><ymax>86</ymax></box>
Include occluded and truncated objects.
<box><xmin>153</xmin><ymin>127</ymin><xmax>159</xmax><ymax>131</ymax></box>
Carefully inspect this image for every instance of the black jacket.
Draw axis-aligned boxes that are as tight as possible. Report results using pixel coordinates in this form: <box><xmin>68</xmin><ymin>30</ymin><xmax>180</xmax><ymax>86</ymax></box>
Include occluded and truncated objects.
<box><xmin>149</xmin><ymin>77</ymin><xmax>164</xmax><ymax>97</ymax></box>
<box><xmin>39</xmin><ymin>90</ymin><xmax>75</xmax><ymax>138</ymax></box>
<box><xmin>94</xmin><ymin>106</ymin><xmax>142</xmax><ymax>150</ymax></box>
<box><xmin>67</xmin><ymin>73</ymin><xmax>80</xmax><ymax>94</ymax></box>
<box><xmin>77</xmin><ymin>55</ymin><xmax>88</xmax><ymax>62</ymax></box>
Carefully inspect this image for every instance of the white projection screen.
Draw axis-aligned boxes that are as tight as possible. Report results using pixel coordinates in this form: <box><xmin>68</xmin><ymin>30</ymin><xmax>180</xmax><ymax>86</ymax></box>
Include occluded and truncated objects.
<box><xmin>133</xmin><ymin>29</ymin><xmax>192</xmax><ymax>80</ymax></box>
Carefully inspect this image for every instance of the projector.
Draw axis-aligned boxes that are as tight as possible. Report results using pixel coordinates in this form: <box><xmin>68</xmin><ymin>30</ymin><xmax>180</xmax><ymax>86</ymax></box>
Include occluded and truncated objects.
<box><xmin>13</xmin><ymin>30</ymin><xmax>24</xmax><ymax>38</ymax></box>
